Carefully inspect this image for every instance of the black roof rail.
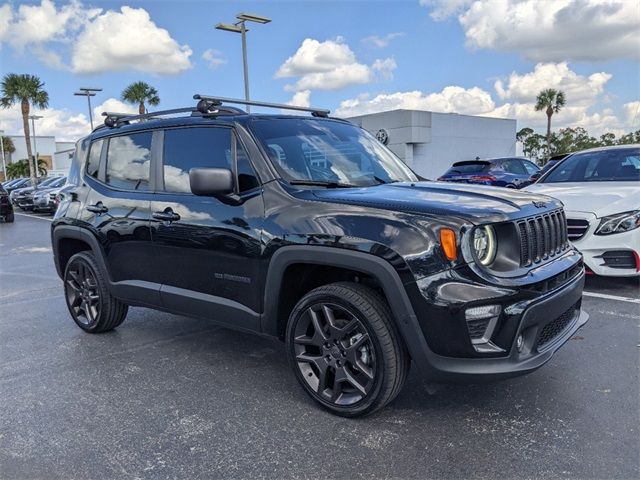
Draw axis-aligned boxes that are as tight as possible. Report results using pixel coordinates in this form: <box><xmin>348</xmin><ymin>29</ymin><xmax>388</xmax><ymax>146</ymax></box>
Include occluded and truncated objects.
<box><xmin>193</xmin><ymin>94</ymin><xmax>330</xmax><ymax>117</ymax></box>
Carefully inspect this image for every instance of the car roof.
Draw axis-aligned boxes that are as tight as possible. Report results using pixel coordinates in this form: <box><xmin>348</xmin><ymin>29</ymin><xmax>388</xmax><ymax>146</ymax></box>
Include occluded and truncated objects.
<box><xmin>88</xmin><ymin>113</ymin><xmax>350</xmax><ymax>141</ymax></box>
<box><xmin>570</xmin><ymin>144</ymin><xmax>640</xmax><ymax>154</ymax></box>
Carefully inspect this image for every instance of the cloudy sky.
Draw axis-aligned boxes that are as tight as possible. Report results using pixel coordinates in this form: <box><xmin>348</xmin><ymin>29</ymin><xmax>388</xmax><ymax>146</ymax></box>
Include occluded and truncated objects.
<box><xmin>0</xmin><ymin>0</ymin><xmax>638</xmax><ymax>141</ymax></box>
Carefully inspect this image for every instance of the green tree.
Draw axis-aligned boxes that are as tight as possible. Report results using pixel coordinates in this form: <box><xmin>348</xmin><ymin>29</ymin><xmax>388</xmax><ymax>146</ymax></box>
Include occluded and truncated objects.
<box><xmin>617</xmin><ymin>130</ymin><xmax>640</xmax><ymax>145</ymax></box>
<box><xmin>121</xmin><ymin>81</ymin><xmax>160</xmax><ymax>115</ymax></box>
<box><xmin>551</xmin><ymin>127</ymin><xmax>600</xmax><ymax>154</ymax></box>
<box><xmin>535</xmin><ymin>88</ymin><xmax>566</xmax><ymax>159</ymax></box>
<box><xmin>6</xmin><ymin>158</ymin><xmax>47</xmax><ymax>178</ymax></box>
<box><xmin>1</xmin><ymin>135</ymin><xmax>15</xmax><ymax>155</ymax></box>
<box><xmin>0</xmin><ymin>73</ymin><xmax>49</xmax><ymax>186</ymax></box>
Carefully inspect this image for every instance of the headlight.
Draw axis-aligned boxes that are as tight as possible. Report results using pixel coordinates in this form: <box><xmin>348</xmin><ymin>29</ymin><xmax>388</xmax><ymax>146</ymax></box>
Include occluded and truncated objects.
<box><xmin>473</xmin><ymin>225</ymin><xmax>497</xmax><ymax>266</ymax></box>
<box><xmin>595</xmin><ymin>210</ymin><xmax>640</xmax><ymax>235</ymax></box>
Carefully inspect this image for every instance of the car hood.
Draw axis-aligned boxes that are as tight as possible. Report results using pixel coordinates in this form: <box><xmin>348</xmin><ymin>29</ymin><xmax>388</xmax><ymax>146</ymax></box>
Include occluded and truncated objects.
<box><xmin>525</xmin><ymin>181</ymin><xmax>639</xmax><ymax>217</ymax></box>
<box><xmin>310</xmin><ymin>181</ymin><xmax>561</xmax><ymax>224</ymax></box>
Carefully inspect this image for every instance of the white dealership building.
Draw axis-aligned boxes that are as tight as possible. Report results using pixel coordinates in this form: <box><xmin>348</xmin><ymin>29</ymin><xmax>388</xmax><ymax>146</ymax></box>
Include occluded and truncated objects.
<box><xmin>346</xmin><ymin>110</ymin><xmax>517</xmax><ymax>179</ymax></box>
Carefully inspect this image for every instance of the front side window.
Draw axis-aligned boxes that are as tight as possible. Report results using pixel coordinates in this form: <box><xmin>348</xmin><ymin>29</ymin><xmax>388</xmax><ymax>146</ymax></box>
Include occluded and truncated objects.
<box><xmin>163</xmin><ymin>127</ymin><xmax>232</xmax><ymax>193</ymax></box>
<box><xmin>249</xmin><ymin>118</ymin><xmax>418</xmax><ymax>186</ymax></box>
<box><xmin>542</xmin><ymin>148</ymin><xmax>640</xmax><ymax>183</ymax></box>
<box><xmin>522</xmin><ymin>160</ymin><xmax>539</xmax><ymax>175</ymax></box>
<box><xmin>105</xmin><ymin>133</ymin><xmax>152</xmax><ymax>191</ymax></box>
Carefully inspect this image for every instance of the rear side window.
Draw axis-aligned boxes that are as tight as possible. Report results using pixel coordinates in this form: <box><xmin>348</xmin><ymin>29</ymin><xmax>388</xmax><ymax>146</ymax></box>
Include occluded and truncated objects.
<box><xmin>86</xmin><ymin>139</ymin><xmax>103</xmax><ymax>179</ymax></box>
<box><xmin>162</xmin><ymin>127</ymin><xmax>232</xmax><ymax>193</ymax></box>
<box><xmin>105</xmin><ymin>132</ymin><xmax>152</xmax><ymax>191</ymax></box>
<box><xmin>503</xmin><ymin>160</ymin><xmax>527</xmax><ymax>174</ymax></box>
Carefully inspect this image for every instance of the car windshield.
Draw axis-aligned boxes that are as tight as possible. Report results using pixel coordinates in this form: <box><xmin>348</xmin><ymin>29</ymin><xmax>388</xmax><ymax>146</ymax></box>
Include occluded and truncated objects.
<box><xmin>541</xmin><ymin>148</ymin><xmax>640</xmax><ymax>183</ymax></box>
<box><xmin>445</xmin><ymin>162</ymin><xmax>492</xmax><ymax>174</ymax></box>
<box><xmin>38</xmin><ymin>177</ymin><xmax>58</xmax><ymax>188</ymax></box>
<box><xmin>249</xmin><ymin>118</ymin><xmax>418</xmax><ymax>186</ymax></box>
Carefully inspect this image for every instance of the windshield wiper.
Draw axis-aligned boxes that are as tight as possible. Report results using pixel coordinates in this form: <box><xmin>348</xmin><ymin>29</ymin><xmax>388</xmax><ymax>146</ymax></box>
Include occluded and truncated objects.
<box><xmin>288</xmin><ymin>180</ymin><xmax>358</xmax><ymax>188</ymax></box>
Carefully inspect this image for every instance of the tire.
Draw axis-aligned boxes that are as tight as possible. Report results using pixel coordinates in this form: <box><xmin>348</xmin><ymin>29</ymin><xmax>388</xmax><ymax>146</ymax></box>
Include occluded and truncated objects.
<box><xmin>506</xmin><ymin>184</ymin><xmax>517</xmax><ymax>189</ymax></box>
<box><xmin>286</xmin><ymin>282</ymin><xmax>410</xmax><ymax>417</ymax></box>
<box><xmin>63</xmin><ymin>251</ymin><xmax>128</xmax><ymax>333</ymax></box>
<box><xmin>5</xmin><ymin>212</ymin><xmax>14</xmax><ymax>223</ymax></box>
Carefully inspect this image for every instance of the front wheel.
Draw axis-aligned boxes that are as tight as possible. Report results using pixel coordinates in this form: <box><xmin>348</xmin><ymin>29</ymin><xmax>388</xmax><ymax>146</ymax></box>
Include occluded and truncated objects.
<box><xmin>286</xmin><ymin>282</ymin><xmax>410</xmax><ymax>417</ymax></box>
<box><xmin>64</xmin><ymin>251</ymin><xmax>128</xmax><ymax>333</ymax></box>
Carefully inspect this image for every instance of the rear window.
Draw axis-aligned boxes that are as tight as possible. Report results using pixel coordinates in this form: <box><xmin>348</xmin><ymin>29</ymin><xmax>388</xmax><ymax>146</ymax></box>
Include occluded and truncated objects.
<box><xmin>542</xmin><ymin>148</ymin><xmax>640</xmax><ymax>183</ymax></box>
<box><xmin>445</xmin><ymin>162</ymin><xmax>491</xmax><ymax>174</ymax></box>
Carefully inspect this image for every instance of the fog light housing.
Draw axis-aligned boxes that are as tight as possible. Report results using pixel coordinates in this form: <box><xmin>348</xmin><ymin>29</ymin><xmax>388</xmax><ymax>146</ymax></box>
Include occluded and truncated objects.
<box><xmin>465</xmin><ymin>305</ymin><xmax>504</xmax><ymax>353</ymax></box>
<box><xmin>516</xmin><ymin>334</ymin><xmax>524</xmax><ymax>352</ymax></box>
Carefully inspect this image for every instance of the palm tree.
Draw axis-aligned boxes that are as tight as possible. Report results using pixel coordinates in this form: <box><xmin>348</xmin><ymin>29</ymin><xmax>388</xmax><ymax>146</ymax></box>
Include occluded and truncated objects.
<box><xmin>121</xmin><ymin>81</ymin><xmax>160</xmax><ymax>115</ymax></box>
<box><xmin>0</xmin><ymin>73</ymin><xmax>49</xmax><ymax>186</ymax></box>
<box><xmin>535</xmin><ymin>88</ymin><xmax>566</xmax><ymax>159</ymax></box>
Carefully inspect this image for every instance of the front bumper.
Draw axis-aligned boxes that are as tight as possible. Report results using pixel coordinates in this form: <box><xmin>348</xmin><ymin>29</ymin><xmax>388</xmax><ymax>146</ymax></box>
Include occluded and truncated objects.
<box><xmin>567</xmin><ymin>211</ymin><xmax>640</xmax><ymax>277</ymax></box>
<box><xmin>403</xmin><ymin>265</ymin><xmax>588</xmax><ymax>383</ymax></box>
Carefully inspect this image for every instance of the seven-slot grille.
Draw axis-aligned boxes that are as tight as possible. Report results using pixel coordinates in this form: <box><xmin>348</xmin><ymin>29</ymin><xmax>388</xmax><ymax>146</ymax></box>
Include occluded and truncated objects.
<box><xmin>566</xmin><ymin>218</ymin><xmax>590</xmax><ymax>241</ymax></box>
<box><xmin>516</xmin><ymin>209</ymin><xmax>569</xmax><ymax>267</ymax></box>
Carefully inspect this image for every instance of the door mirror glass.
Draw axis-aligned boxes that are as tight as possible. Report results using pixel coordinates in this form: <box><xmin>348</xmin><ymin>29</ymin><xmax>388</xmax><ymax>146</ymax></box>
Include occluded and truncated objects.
<box><xmin>189</xmin><ymin>168</ymin><xmax>234</xmax><ymax>196</ymax></box>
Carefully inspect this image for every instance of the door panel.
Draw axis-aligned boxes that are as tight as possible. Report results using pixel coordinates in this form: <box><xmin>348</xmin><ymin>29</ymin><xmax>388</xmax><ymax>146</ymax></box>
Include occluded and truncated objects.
<box><xmin>151</xmin><ymin>126</ymin><xmax>264</xmax><ymax>327</ymax></box>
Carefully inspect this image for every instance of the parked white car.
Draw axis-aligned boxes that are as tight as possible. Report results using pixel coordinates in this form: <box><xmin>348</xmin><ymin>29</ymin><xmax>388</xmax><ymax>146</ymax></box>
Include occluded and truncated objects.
<box><xmin>526</xmin><ymin>145</ymin><xmax>639</xmax><ymax>277</ymax></box>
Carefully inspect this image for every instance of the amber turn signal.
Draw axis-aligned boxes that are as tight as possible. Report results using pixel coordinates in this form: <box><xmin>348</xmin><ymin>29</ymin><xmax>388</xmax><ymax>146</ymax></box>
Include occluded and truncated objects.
<box><xmin>440</xmin><ymin>228</ymin><xmax>457</xmax><ymax>261</ymax></box>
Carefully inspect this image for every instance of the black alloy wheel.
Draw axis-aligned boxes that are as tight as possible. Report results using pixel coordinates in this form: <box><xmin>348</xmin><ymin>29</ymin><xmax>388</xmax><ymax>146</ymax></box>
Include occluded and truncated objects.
<box><xmin>293</xmin><ymin>302</ymin><xmax>376</xmax><ymax>405</ymax></box>
<box><xmin>65</xmin><ymin>258</ymin><xmax>101</xmax><ymax>326</ymax></box>
<box><xmin>287</xmin><ymin>282</ymin><xmax>409</xmax><ymax>417</ymax></box>
<box><xmin>64</xmin><ymin>252</ymin><xmax>128</xmax><ymax>333</ymax></box>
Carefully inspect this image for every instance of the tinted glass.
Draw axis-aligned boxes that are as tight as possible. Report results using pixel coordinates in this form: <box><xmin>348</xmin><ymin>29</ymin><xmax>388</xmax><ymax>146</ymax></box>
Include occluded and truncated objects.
<box><xmin>163</xmin><ymin>127</ymin><xmax>232</xmax><ymax>193</ymax></box>
<box><xmin>37</xmin><ymin>176</ymin><xmax>58</xmax><ymax>188</ymax></box>
<box><xmin>105</xmin><ymin>133</ymin><xmax>152</xmax><ymax>191</ymax></box>
<box><xmin>542</xmin><ymin>148</ymin><xmax>640</xmax><ymax>183</ymax></box>
<box><xmin>86</xmin><ymin>139</ymin><xmax>103</xmax><ymax>179</ymax></box>
<box><xmin>522</xmin><ymin>160</ymin><xmax>540</xmax><ymax>175</ymax></box>
<box><xmin>49</xmin><ymin>176</ymin><xmax>67</xmax><ymax>188</ymax></box>
<box><xmin>250</xmin><ymin>118</ymin><xmax>417</xmax><ymax>186</ymax></box>
<box><xmin>445</xmin><ymin>162</ymin><xmax>491</xmax><ymax>174</ymax></box>
<box><xmin>236</xmin><ymin>138</ymin><xmax>259</xmax><ymax>192</ymax></box>
<box><xmin>503</xmin><ymin>159</ymin><xmax>526</xmax><ymax>174</ymax></box>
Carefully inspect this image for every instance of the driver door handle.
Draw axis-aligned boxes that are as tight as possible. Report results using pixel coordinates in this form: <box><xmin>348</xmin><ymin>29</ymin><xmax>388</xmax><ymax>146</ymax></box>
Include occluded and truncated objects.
<box><xmin>86</xmin><ymin>202</ymin><xmax>108</xmax><ymax>214</ymax></box>
<box><xmin>152</xmin><ymin>209</ymin><xmax>181</xmax><ymax>222</ymax></box>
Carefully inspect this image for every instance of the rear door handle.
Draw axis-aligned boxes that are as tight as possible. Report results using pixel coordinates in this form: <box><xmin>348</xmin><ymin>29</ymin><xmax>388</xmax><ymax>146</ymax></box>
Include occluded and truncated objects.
<box><xmin>152</xmin><ymin>209</ymin><xmax>181</xmax><ymax>222</ymax></box>
<box><xmin>86</xmin><ymin>202</ymin><xmax>108</xmax><ymax>214</ymax></box>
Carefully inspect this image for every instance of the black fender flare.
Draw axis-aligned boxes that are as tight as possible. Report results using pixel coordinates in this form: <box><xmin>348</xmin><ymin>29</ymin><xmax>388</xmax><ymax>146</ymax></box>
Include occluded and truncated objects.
<box><xmin>261</xmin><ymin>245</ymin><xmax>433</xmax><ymax>375</ymax></box>
<box><xmin>52</xmin><ymin>225</ymin><xmax>110</xmax><ymax>280</ymax></box>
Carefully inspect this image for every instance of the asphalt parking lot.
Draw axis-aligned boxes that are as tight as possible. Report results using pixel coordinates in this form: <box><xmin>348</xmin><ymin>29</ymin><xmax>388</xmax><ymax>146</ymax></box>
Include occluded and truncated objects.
<box><xmin>1</xmin><ymin>212</ymin><xmax>638</xmax><ymax>479</ymax></box>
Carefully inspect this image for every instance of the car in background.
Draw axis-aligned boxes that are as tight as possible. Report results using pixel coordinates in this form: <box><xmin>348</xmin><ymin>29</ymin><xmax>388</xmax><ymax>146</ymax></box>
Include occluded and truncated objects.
<box><xmin>438</xmin><ymin>157</ymin><xmax>540</xmax><ymax>188</ymax></box>
<box><xmin>525</xmin><ymin>145</ymin><xmax>639</xmax><ymax>277</ymax></box>
<box><xmin>5</xmin><ymin>178</ymin><xmax>31</xmax><ymax>194</ymax></box>
<box><xmin>0</xmin><ymin>184</ymin><xmax>15</xmax><ymax>223</ymax></box>
<box><xmin>531</xmin><ymin>154</ymin><xmax>570</xmax><ymax>183</ymax></box>
<box><xmin>33</xmin><ymin>177</ymin><xmax>67</xmax><ymax>214</ymax></box>
<box><xmin>9</xmin><ymin>177</ymin><xmax>51</xmax><ymax>205</ymax></box>
<box><xmin>15</xmin><ymin>176</ymin><xmax>64</xmax><ymax>211</ymax></box>
<box><xmin>2</xmin><ymin>178</ymin><xmax>25</xmax><ymax>189</ymax></box>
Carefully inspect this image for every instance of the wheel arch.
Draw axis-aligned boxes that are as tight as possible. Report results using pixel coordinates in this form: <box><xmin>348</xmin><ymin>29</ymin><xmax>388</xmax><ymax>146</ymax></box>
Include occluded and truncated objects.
<box><xmin>261</xmin><ymin>245</ymin><xmax>432</xmax><ymax>372</ymax></box>
<box><xmin>52</xmin><ymin>226</ymin><xmax>110</xmax><ymax>281</ymax></box>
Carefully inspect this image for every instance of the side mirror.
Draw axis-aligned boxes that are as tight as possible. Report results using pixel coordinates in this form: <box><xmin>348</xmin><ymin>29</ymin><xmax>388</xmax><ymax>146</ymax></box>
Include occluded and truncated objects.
<box><xmin>189</xmin><ymin>168</ymin><xmax>234</xmax><ymax>196</ymax></box>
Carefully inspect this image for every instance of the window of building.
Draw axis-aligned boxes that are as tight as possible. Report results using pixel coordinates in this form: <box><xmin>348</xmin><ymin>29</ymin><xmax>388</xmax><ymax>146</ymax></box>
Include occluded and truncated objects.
<box><xmin>105</xmin><ymin>133</ymin><xmax>152</xmax><ymax>191</ymax></box>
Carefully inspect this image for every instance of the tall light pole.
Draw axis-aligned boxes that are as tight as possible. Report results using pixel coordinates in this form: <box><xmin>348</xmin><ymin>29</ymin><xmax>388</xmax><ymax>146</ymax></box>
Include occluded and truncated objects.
<box><xmin>0</xmin><ymin>131</ymin><xmax>6</xmax><ymax>181</ymax></box>
<box><xmin>28</xmin><ymin>114</ymin><xmax>43</xmax><ymax>180</ymax></box>
<box><xmin>215</xmin><ymin>12</ymin><xmax>271</xmax><ymax>113</ymax></box>
<box><xmin>74</xmin><ymin>87</ymin><xmax>102</xmax><ymax>130</ymax></box>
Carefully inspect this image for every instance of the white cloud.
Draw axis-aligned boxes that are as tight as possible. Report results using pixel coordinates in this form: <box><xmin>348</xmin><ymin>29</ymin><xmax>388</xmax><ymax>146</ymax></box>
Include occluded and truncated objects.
<box><xmin>72</xmin><ymin>6</ymin><xmax>192</xmax><ymax>74</ymax></box>
<box><xmin>287</xmin><ymin>90</ymin><xmax>311</xmax><ymax>108</ymax></box>
<box><xmin>0</xmin><ymin>1</ymin><xmax>193</xmax><ymax>75</ymax></box>
<box><xmin>423</xmin><ymin>0</ymin><xmax>640</xmax><ymax>62</ymax></box>
<box><xmin>202</xmin><ymin>49</ymin><xmax>226</xmax><ymax>70</ymax></box>
<box><xmin>93</xmin><ymin>98</ymin><xmax>138</xmax><ymax>122</ymax></box>
<box><xmin>336</xmin><ymin>62</ymin><xmax>637</xmax><ymax>137</ymax></box>
<box><xmin>0</xmin><ymin>104</ymin><xmax>91</xmax><ymax>142</ymax></box>
<box><xmin>276</xmin><ymin>37</ymin><xmax>395</xmax><ymax>91</ymax></box>
<box><xmin>361</xmin><ymin>32</ymin><xmax>405</xmax><ymax>48</ymax></box>
<box><xmin>335</xmin><ymin>86</ymin><xmax>495</xmax><ymax>117</ymax></box>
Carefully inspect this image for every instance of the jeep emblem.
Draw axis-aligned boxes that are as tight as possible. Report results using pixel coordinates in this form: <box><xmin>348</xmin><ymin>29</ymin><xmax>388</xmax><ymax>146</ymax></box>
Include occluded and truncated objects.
<box><xmin>532</xmin><ymin>201</ymin><xmax>546</xmax><ymax>208</ymax></box>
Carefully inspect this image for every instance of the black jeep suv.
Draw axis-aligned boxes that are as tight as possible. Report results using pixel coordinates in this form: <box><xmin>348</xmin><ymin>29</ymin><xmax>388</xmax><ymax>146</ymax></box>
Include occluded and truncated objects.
<box><xmin>51</xmin><ymin>96</ymin><xmax>588</xmax><ymax>416</ymax></box>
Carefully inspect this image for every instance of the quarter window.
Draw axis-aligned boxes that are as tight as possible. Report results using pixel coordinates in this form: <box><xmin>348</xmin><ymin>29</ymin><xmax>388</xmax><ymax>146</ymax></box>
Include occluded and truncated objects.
<box><xmin>86</xmin><ymin>139</ymin><xmax>103</xmax><ymax>179</ymax></box>
<box><xmin>163</xmin><ymin>127</ymin><xmax>232</xmax><ymax>193</ymax></box>
<box><xmin>105</xmin><ymin>133</ymin><xmax>152</xmax><ymax>191</ymax></box>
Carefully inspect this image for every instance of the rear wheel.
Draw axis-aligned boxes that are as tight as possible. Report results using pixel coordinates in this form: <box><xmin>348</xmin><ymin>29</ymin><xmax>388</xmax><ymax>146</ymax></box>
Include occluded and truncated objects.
<box><xmin>286</xmin><ymin>282</ymin><xmax>409</xmax><ymax>417</ymax></box>
<box><xmin>5</xmin><ymin>212</ymin><xmax>14</xmax><ymax>223</ymax></box>
<box><xmin>64</xmin><ymin>251</ymin><xmax>128</xmax><ymax>333</ymax></box>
